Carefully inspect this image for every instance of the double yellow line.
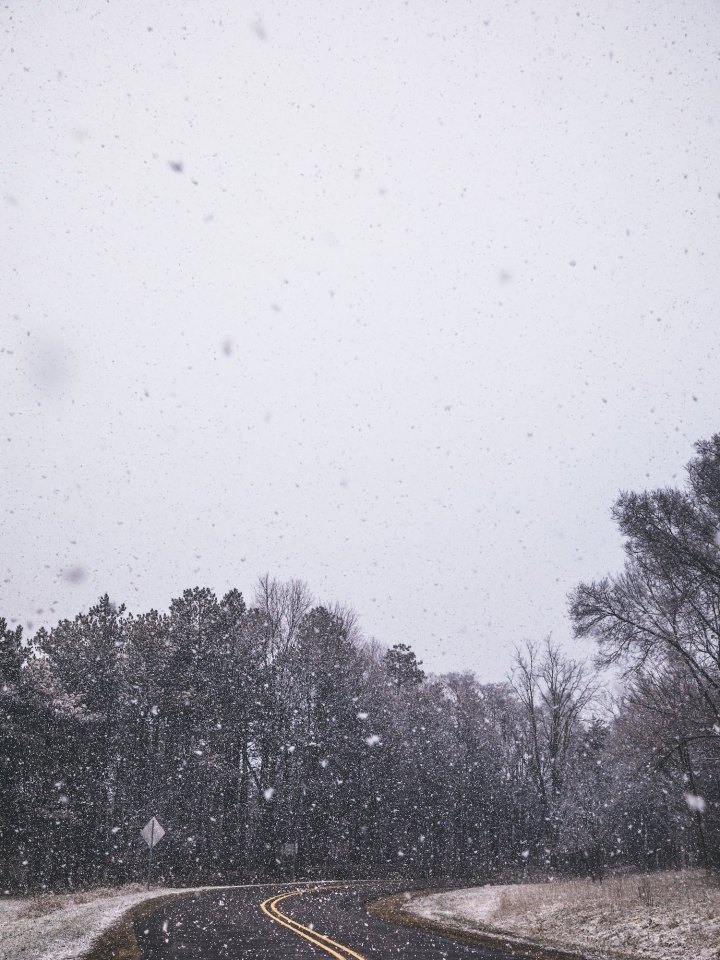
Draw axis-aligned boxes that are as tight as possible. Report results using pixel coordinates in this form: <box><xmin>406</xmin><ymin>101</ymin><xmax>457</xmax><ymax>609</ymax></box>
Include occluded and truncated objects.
<box><xmin>260</xmin><ymin>888</ymin><xmax>368</xmax><ymax>960</ymax></box>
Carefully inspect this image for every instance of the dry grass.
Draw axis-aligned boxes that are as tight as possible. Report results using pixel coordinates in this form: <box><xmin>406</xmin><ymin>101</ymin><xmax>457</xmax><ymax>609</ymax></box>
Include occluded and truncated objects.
<box><xmin>12</xmin><ymin>887</ymin><xmax>148</xmax><ymax>921</ymax></box>
<box><xmin>0</xmin><ymin>885</ymin><xmax>187</xmax><ymax>960</ymax></box>
<box><xmin>495</xmin><ymin>869</ymin><xmax>718</xmax><ymax>917</ymax></box>
<box><xmin>368</xmin><ymin>891</ymin><xmax>594</xmax><ymax>960</ymax></box>
<box><xmin>406</xmin><ymin>870</ymin><xmax>720</xmax><ymax>960</ymax></box>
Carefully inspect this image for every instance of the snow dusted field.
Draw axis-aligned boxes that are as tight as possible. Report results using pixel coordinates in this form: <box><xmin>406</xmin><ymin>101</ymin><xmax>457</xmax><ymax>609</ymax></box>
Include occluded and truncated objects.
<box><xmin>407</xmin><ymin>870</ymin><xmax>720</xmax><ymax>960</ymax></box>
<box><xmin>0</xmin><ymin>885</ymin><xmax>193</xmax><ymax>960</ymax></box>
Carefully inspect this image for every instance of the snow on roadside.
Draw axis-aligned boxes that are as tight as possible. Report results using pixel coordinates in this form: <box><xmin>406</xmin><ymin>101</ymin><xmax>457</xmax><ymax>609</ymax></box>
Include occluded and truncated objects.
<box><xmin>0</xmin><ymin>885</ymin><xmax>197</xmax><ymax>960</ymax></box>
<box><xmin>405</xmin><ymin>871</ymin><xmax>720</xmax><ymax>960</ymax></box>
<box><xmin>409</xmin><ymin>885</ymin><xmax>503</xmax><ymax>931</ymax></box>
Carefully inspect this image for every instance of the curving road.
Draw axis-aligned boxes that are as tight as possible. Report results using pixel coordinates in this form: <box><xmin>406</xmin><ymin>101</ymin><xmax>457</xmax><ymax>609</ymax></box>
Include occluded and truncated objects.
<box><xmin>134</xmin><ymin>882</ymin><xmax>519</xmax><ymax>960</ymax></box>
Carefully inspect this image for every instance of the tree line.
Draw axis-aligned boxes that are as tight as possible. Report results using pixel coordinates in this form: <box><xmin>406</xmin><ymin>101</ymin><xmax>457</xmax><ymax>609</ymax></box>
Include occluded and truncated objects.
<box><xmin>2</xmin><ymin>436</ymin><xmax>719</xmax><ymax>892</ymax></box>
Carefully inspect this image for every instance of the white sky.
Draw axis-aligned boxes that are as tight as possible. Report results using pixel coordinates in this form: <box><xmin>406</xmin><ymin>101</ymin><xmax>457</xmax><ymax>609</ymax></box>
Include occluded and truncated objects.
<box><xmin>2</xmin><ymin>0</ymin><xmax>720</xmax><ymax>680</ymax></box>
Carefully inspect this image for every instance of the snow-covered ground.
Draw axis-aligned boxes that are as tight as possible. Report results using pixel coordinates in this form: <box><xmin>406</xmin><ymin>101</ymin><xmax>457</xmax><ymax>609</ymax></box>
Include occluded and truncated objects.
<box><xmin>0</xmin><ymin>885</ymin><xmax>196</xmax><ymax>960</ymax></box>
<box><xmin>406</xmin><ymin>870</ymin><xmax>720</xmax><ymax>960</ymax></box>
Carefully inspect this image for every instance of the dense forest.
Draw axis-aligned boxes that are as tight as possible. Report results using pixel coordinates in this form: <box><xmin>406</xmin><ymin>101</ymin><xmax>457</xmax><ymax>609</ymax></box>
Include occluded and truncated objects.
<box><xmin>2</xmin><ymin>437</ymin><xmax>720</xmax><ymax>892</ymax></box>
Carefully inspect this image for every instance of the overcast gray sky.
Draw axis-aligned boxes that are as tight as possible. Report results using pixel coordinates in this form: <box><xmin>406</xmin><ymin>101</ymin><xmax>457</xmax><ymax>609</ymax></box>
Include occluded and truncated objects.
<box><xmin>2</xmin><ymin>0</ymin><xmax>720</xmax><ymax>681</ymax></box>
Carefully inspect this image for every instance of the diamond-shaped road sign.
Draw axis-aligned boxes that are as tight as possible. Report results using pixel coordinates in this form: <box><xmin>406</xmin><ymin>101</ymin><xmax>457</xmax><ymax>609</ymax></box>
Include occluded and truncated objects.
<box><xmin>141</xmin><ymin>817</ymin><xmax>166</xmax><ymax>849</ymax></box>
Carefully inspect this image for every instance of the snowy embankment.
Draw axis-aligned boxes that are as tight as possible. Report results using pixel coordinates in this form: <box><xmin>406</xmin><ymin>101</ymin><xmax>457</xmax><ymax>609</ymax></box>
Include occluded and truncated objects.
<box><xmin>0</xmin><ymin>885</ymin><xmax>193</xmax><ymax>960</ymax></box>
<box><xmin>405</xmin><ymin>870</ymin><xmax>720</xmax><ymax>960</ymax></box>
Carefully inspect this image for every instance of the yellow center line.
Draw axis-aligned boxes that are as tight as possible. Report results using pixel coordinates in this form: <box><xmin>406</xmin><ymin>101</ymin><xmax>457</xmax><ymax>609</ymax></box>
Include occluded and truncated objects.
<box><xmin>260</xmin><ymin>887</ymin><xmax>369</xmax><ymax>960</ymax></box>
<box><xmin>268</xmin><ymin>889</ymin><xmax>368</xmax><ymax>960</ymax></box>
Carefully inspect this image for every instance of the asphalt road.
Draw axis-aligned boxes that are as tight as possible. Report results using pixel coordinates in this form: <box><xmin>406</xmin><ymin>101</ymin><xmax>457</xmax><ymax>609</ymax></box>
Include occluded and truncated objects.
<box><xmin>134</xmin><ymin>882</ymin><xmax>519</xmax><ymax>960</ymax></box>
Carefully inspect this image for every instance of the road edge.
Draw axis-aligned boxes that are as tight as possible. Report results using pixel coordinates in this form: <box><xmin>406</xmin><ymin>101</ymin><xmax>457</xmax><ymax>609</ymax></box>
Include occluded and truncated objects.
<box><xmin>79</xmin><ymin>880</ymin><xmax>348</xmax><ymax>960</ymax></box>
<box><xmin>366</xmin><ymin>890</ymin><xmax>637</xmax><ymax>960</ymax></box>
<box><xmin>81</xmin><ymin>891</ymin><xmax>199</xmax><ymax>960</ymax></box>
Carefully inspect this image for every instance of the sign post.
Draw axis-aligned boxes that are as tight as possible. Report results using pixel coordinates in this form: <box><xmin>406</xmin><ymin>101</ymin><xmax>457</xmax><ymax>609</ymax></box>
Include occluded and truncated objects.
<box><xmin>141</xmin><ymin>817</ymin><xmax>166</xmax><ymax>890</ymax></box>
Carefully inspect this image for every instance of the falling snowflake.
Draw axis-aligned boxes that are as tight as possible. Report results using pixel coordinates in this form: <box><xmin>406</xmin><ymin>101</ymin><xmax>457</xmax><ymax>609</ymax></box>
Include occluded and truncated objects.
<box><xmin>684</xmin><ymin>793</ymin><xmax>706</xmax><ymax>813</ymax></box>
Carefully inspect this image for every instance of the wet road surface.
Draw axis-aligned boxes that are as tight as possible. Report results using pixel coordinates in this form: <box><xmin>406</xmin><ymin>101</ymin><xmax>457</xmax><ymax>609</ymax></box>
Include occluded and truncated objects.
<box><xmin>134</xmin><ymin>882</ymin><xmax>521</xmax><ymax>960</ymax></box>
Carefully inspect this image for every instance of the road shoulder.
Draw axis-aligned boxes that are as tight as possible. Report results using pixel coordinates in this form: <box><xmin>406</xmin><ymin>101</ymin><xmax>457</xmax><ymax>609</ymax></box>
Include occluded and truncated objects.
<box><xmin>367</xmin><ymin>890</ymin><xmax>624</xmax><ymax>960</ymax></box>
<box><xmin>82</xmin><ymin>892</ymin><xmax>200</xmax><ymax>960</ymax></box>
